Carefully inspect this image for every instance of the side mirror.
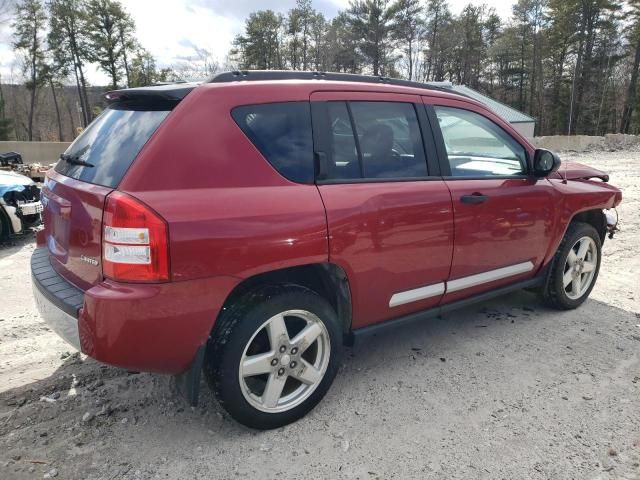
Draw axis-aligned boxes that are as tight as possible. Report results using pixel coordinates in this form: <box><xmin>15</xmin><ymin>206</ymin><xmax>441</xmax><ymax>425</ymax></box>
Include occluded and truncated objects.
<box><xmin>533</xmin><ymin>149</ymin><xmax>561</xmax><ymax>177</ymax></box>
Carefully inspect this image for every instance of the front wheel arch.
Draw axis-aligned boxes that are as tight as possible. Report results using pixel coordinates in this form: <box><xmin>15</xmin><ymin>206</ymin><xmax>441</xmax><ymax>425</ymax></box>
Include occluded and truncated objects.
<box><xmin>570</xmin><ymin>209</ymin><xmax>607</xmax><ymax>243</ymax></box>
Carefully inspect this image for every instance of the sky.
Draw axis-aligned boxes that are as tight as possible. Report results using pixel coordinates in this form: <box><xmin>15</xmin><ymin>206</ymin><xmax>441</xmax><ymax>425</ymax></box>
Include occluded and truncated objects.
<box><xmin>0</xmin><ymin>0</ymin><xmax>515</xmax><ymax>86</ymax></box>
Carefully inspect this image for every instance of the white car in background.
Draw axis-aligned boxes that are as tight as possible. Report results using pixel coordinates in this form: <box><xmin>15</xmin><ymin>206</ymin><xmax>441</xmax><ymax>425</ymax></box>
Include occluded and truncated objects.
<box><xmin>0</xmin><ymin>170</ymin><xmax>42</xmax><ymax>242</ymax></box>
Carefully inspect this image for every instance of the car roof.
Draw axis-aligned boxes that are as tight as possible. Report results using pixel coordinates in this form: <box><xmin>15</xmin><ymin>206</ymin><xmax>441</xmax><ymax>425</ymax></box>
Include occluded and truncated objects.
<box><xmin>209</xmin><ymin>71</ymin><xmax>460</xmax><ymax>96</ymax></box>
<box><xmin>105</xmin><ymin>71</ymin><xmax>476</xmax><ymax>106</ymax></box>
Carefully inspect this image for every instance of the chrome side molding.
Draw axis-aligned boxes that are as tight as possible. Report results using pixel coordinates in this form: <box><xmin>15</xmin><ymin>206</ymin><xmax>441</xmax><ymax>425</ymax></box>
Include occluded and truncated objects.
<box><xmin>389</xmin><ymin>261</ymin><xmax>535</xmax><ymax>307</ymax></box>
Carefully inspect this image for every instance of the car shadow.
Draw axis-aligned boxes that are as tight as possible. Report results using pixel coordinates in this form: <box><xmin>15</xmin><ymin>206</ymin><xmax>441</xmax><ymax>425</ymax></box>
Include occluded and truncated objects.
<box><xmin>0</xmin><ymin>233</ymin><xmax>36</xmax><ymax>258</ymax></box>
<box><xmin>0</xmin><ymin>288</ymin><xmax>625</xmax><ymax>428</ymax></box>
<box><xmin>2</xmin><ymin>287</ymin><xmax>639</xmax><ymax>477</ymax></box>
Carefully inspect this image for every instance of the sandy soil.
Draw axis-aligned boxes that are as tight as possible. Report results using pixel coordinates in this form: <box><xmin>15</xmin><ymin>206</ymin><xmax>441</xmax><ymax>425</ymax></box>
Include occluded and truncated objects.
<box><xmin>1</xmin><ymin>150</ymin><xmax>639</xmax><ymax>480</ymax></box>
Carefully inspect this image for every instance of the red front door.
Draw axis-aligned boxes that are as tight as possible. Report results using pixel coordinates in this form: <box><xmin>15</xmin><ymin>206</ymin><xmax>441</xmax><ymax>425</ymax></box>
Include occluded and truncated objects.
<box><xmin>311</xmin><ymin>91</ymin><xmax>454</xmax><ymax>328</ymax></box>
<box><xmin>425</xmin><ymin>99</ymin><xmax>557</xmax><ymax>303</ymax></box>
<box><xmin>444</xmin><ymin>178</ymin><xmax>556</xmax><ymax>302</ymax></box>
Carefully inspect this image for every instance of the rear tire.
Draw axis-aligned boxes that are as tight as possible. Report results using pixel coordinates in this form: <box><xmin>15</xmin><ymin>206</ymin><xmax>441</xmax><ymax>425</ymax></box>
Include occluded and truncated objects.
<box><xmin>543</xmin><ymin>222</ymin><xmax>602</xmax><ymax>310</ymax></box>
<box><xmin>204</xmin><ymin>284</ymin><xmax>342</xmax><ymax>429</ymax></box>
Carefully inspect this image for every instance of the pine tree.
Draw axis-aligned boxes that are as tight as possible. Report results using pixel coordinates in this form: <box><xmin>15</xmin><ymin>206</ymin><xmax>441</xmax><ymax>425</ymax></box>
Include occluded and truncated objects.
<box><xmin>128</xmin><ymin>49</ymin><xmax>170</xmax><ymax>87</ymax></box>
<box><xmin>13</xmin><ymin>0</ymin><xmax>48</xmax><ymax>141</ymax></box>
<box><xmin>346</xmin><ymin>0</ymin><xmax>398</xmax><ymax>76</ymax></box>
<box><xmin>326</xmin><ymin>12</ymin><xmax>362</xmax><ymax>73</ymax></box>
<box><xmin>286</xmin><ymin>0</ymin><xmax>317</xmax><ymax>70</ymax></box>
<box><xmin>621</xmin><ymin>0</ymin><xmax>640</xmax><ymax>133</ymax></box>
<box><xmin>392</xmin><ymin>0</ymin><xmax>425</xmax><ymax>80</ymax></box>
<box><xmin>232</xmin><ymin>11</ymin><xmax>284</xmax><ymax>70</ymax></box>
<box><xmin>453</xmin><ymin>4</ymin><xmax>487</xmax><ymax>88</ymax></box>
<box><xmin>85</xmin><ymin>0</ymin><xmax>131</xmax><ymax>89</ymax></box>
<box><xmin>0</xmin><ymin>77</ymin><xmax>13</xmax><ymax>141</ymax></box>
<box><xmin>48</xmin><ymin>0</ymin><xmax>92</xmax><ymax>126</ymax></box>
<box><xmin>423</xmin><ymin>0</ymin><xmax>452</xmax><ymax>81</ymax></box>
<box><xmin>116</xmin><ymin>11</ymin><xmax>136</xmax><ymax>87</ymax></box>
<box><xmin>309</xmin><ymin>11</ymin><xmax>328</xmax><ymax>70</ymax></box>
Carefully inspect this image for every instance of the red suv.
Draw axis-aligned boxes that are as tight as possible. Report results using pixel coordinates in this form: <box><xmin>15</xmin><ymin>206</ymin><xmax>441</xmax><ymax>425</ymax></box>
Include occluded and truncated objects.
<box><xmin>32</xmin><ymin>71</ymin><xmax>622</xmax><ymax>429</ymax></box>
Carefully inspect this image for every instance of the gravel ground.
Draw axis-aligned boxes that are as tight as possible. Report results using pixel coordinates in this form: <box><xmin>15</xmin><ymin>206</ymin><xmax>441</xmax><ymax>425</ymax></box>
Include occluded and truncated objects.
<box><xmin>1</xmin><ymin>150</ymin><xmax>639</xmax><ymax>480</ymax></box>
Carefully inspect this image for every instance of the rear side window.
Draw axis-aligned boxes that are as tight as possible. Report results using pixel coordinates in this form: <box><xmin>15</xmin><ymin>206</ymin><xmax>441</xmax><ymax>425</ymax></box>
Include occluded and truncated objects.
<box><xmin>325</xmin><ymin>101</ymin><xmax>428</xmax><ymax>180</ymax></box>
<box><xmin>55</xmin><ymin>107</ymin><xmax>170</xmax><ymax>188</ymax></box>
<box><xmin>232</xmin><ymin>102</ymin><xmax>314</xmax><ymax>183</ymax></box>
<box><xmin>327</xmin><ymin>102</ymin><xmax>360</xmax><ymax>178</ymax></box>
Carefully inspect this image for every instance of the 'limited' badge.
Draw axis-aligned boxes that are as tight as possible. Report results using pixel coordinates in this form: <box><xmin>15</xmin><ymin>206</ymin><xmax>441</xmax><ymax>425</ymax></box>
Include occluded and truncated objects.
<box><xmin>80</xmin><ymin>255</ymin><xmax>99</xmax><ymax>266</ymax></box>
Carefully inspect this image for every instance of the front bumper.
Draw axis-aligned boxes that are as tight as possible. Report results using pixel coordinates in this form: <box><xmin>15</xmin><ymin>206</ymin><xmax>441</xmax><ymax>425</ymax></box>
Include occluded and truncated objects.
<box><xmin>2</xmin><ymin>200</ymin><xmax>43</xmax><ymax>234</ymax></box>
<box><xmin>31</xmin><ymin>247</ymin><xmax>238</xmax><ymax>374</ymax></box>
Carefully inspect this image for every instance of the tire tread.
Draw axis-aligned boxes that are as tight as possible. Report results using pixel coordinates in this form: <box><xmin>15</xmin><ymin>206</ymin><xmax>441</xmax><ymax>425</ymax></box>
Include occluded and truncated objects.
<box><xmin>543</xmin><ymin>221</ymin><xmax>601</xmax><ymax>310</ymax></box>
<box><xmin>204</xmin><ymin>284</ymin><xmax>340</xmax><ymax>429</ymax></box>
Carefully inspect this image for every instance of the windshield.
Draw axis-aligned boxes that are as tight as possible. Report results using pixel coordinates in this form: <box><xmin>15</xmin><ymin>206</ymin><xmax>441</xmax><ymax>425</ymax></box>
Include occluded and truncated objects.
<box><xmin>54</xmin><ymin>107</ymin><xmax>170</xmax><ymax>188</ymax></box>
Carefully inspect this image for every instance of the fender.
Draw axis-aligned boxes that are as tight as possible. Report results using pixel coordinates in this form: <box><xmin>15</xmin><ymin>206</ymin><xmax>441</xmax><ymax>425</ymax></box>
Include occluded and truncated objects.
<box><xmin>543</xmin><ymin>178</ymin><xmax>621</xmax><ymax>266</ymax></box>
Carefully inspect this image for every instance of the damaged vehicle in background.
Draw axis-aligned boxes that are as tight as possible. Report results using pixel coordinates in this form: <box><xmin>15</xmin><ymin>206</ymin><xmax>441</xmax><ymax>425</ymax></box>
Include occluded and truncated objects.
<box><xmin>0</xmin><ymin>170</ymin><xmax>43</xmax><ymax>242</ymax></box>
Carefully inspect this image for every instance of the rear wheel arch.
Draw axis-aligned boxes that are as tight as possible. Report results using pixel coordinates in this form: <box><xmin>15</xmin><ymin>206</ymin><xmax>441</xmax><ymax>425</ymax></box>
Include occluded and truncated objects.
<box><xmin>214</xmin><ymin>263</ymin><xmax>353</xmax><ymax>344</ymax></box>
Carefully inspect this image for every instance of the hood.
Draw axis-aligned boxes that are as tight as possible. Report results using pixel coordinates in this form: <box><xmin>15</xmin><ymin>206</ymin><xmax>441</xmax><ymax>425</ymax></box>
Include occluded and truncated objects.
<box><xmin>0</xmin><ymin>170</ymin><xmax>36</xmax><ymax>199</ymax></box>
<box><xmin>550</xmin><ymin>161</ymin><xmax>609</xmax><ymax>182</ymax></box>
<box><xmin>0</xmin><ymin>170</ymin><xmax>34</xmax><ymax>186</ymax></box>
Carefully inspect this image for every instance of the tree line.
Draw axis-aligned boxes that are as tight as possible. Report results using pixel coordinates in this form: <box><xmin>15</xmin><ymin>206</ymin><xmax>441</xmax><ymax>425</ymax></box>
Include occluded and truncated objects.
<box><xmin>230</xmin><ymin>0</ymin><xmax>640</xmax><ymax>136</ymax></box>
<box><xmin>2</xmin><ymin>0</ymin><xmax>640</xmax><ymax>142</ymax></box>
<box><xmin>2</xmin><ymin>0</ymin><xmax>176</xmax><ymax>141</ymax></box>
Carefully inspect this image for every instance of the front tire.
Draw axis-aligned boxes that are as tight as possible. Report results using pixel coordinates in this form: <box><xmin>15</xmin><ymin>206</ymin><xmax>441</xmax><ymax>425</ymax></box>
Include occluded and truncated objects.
<box><xmin>204</xmin><ymin>285</ymin><xmax>342</xmax><ymax>429</ymax></box>
<box><xmin>544</xmin><ymin>222</ymin><xmax>602</xmax><ymax>310</ymax></box>
<box><xmin>0</xmin><ymin>207</ymin><xmax>10</xmax><ymax>243</ymax></box>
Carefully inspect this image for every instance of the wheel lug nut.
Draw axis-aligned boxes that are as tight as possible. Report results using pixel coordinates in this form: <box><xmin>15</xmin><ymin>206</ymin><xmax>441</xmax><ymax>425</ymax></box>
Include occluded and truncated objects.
<box><xmin>271</xmin><ymin>358</ymin><xmax>278</xmax><ymax>366</ymax></box>
<box><xmin>291</xmin><ymin>347</ymin><xmax>298</xmax><ymax>355</ymax></box>
<box><xmin>290</xmin><ymin>361</ymin><xmax>297</xmax><ymax>368</ymax></box>
<box><xmin>279</xmin><ymin>346</ymin><xmax>286</xmax><ymax>353</ymax></box>
<box><xmin>278</xmin><ymin>368</ymin><xmax>285</xmax><ymax>376</ymax></box>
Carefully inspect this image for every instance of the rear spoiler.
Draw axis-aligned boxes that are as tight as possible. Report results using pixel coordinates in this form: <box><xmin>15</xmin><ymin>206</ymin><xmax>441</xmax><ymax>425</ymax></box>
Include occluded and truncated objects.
<box><xmin>104</xmin><ymin>82</ymin><xmax>200</xmax><ymax>105</ymax></box>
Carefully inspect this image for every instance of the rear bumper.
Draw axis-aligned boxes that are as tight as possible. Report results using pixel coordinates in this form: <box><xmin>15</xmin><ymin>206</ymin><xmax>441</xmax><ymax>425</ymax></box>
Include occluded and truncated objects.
<box><xmin>31</xmin><ymin>247</ymin><xmax>239</xmax><ymax>374</ymax></box>
<box><xmin>31</xmin><ymin>247</ymin><xmax>83</xmax><ymax>350</ymax></box>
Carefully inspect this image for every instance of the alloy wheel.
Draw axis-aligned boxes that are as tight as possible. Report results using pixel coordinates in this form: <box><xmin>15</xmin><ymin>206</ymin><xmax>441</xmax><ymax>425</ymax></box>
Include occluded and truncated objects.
<box><xmin>563</xmin><ymin>236</ymin><xmax>598</xmax><ymax>300</ymax></box>
<box><xmin>238</xmin><ymin>309</ymin><xmax>331</xmax><ymax>413</ymax></box>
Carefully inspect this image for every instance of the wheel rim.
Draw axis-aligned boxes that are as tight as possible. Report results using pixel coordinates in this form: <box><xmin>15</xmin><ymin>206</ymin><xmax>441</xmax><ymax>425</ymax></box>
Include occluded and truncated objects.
<box><xmin>563</xmin><ymin>236</ymin><xmax>598</xmax><ymax>300</ymax></box>
<box><xmin>238</xmin><ymin>309</ymin><xmax>331</xmax><ymax>413</ymax></box>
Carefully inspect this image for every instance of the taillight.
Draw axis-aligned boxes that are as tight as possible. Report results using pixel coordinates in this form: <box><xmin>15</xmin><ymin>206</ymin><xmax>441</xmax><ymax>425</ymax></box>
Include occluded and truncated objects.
<box><xmin>102</xmin><ymin>191</ymin><xmax>169</xmax><ymax>282</ymax></box>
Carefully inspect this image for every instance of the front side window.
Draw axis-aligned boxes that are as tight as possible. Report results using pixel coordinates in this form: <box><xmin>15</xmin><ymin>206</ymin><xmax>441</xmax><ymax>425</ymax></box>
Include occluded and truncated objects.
<box><xmin>325</xmin><ymin>101</ymin><xmax>427</xmax><ymax>180</ymax></box>
<box><xmin>434</xmin><ymin>106</ymin><xmax>527</xmax><ymax>177</ymax></box>
<box><xmin>232</xmin><ymin>102</ymin><xmax>314</xmax><ymax>183</ymax></box>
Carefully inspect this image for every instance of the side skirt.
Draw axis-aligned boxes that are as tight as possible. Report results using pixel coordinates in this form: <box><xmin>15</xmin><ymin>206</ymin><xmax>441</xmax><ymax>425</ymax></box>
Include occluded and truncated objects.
<box><xmin>352</xmin><ymin>275</ymin><xmax>544</xmax><ymax>344</ymax></box>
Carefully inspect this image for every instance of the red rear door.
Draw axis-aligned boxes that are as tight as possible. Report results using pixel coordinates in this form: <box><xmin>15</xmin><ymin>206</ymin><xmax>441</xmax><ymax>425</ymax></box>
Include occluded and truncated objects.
<box><xmin>42</xmin><ymin>106</ymin><xmax>172</xmax><ymax>289</ymax></box>
<box><xmin>311</xmin><ymin>91</ymin><xmax>454</xmax><ymax>329</ymax></box>
<box><xmin>42</xmin><ymin>174</ymin><xmax>112</xmax><ymax>289</ymax></box>
<box><xmin>424</xmin><ymin>98</ymin><xmax>557</xmax><ymax>303</ymax></box>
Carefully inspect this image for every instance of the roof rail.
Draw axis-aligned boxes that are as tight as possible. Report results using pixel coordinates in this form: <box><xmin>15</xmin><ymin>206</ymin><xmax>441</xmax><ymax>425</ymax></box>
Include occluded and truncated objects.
<box><xmin>208</xmin><ymin>70</ymin><xmax>459</xmax><ymax>95</ymax></box>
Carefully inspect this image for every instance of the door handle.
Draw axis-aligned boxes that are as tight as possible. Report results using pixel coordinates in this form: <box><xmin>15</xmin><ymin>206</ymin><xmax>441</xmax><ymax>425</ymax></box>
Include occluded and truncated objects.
<box><xmin>460</xmin><ymin>193</ymin><xmax>488</xmax><ymax>204</ymax></box>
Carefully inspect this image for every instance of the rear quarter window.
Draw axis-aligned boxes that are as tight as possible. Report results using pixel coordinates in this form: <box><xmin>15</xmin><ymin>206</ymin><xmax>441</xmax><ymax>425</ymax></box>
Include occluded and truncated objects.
<box><xmin>54</xmin><ymin>107</ymin><xmax>170</xmax><ymax>188</ymax></box>
<box><xmin>231</xmin><ymin>102</ymin><xmax>314</xmax><ymax>184</ymax></box>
